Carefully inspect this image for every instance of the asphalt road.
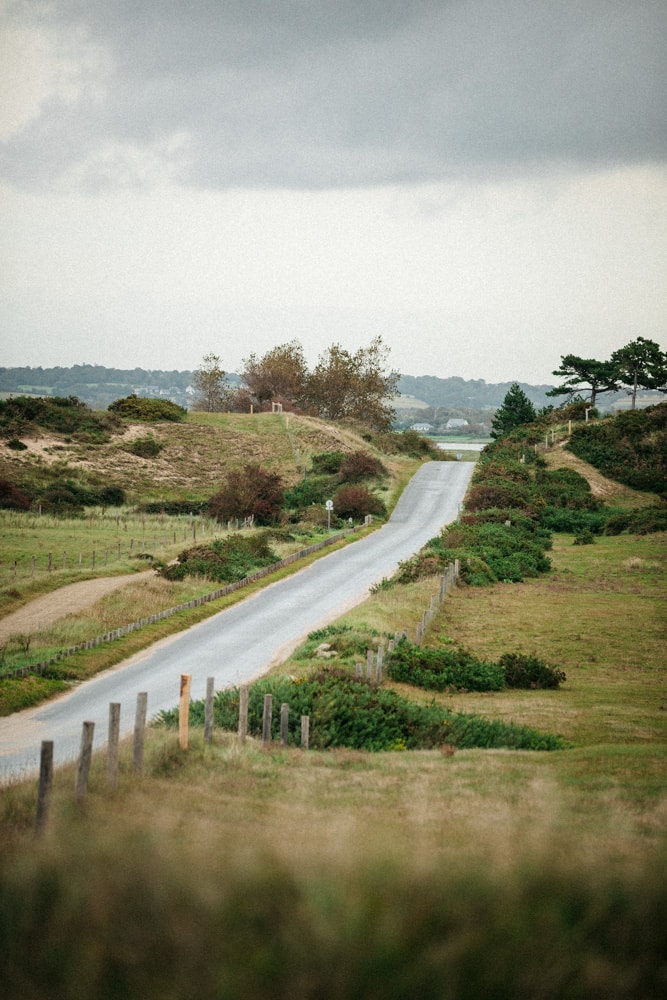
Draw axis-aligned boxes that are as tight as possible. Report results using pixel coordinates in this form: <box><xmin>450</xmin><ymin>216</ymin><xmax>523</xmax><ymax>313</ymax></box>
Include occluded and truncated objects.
<box><xmin>0</xmin><ymin>461</ymin><xmax>474</xmax><ymax>779</ymax></box>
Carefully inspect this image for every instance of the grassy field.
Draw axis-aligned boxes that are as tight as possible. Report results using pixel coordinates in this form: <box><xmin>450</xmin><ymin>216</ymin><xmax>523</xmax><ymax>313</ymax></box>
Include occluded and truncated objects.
<box><xmin>0</xmin><ymin>520</ymin><xmax>665</xmax><ymax>997</ymax></box>
<box><xmin>1</xmin><ymin>427</ymin><xmax>665</xmax><ymax>996</ymax></box>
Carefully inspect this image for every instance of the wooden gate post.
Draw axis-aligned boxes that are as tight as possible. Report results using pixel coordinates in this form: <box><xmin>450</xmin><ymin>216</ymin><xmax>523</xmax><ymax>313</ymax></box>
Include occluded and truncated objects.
<box><xmin>179</xmin><ymin>674</ymin><xmax>191</xmax><ymax>750</ymax></box>
<box><xmin>300</xmin><ymin>715</ymin><xmax>310</xmax><ymax>750</ymax></box>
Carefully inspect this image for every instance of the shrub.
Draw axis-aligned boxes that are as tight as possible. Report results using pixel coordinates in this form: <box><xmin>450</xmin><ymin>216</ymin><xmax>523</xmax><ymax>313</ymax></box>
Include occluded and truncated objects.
<box><xmin>140</xmin><ymin>499</ymin><xmax>209</xmax><ymax>516</ymax></box>
<box><xmin>386</xmin><ymin>641</ymin><xmax>505</xmax><ymax>692</ymax></box>
<box><xmin>573</xmin><ymin>530</ymin><xmax>595</xmax><ymax>545</ymax></box>
<box><xmin>337</xmin><ymin>450</ymin><xmax>387</xmax><ymax>482</ymax></box>
<box><xmin>311</xmin><ymin>451</ymin><xmax>345</xmax><ymax>474</ymax></box>
<box><xmin>160</xmin><ymin>533</ymin><xmax>279</xmax><ymax>583</ymax></box>
<box><xmin>332</xmin><ymin>484</ymin><xmax>387</xmax><ymax>520</ymax></box>
<box><xmin>209</xmin><ymin>464</ymin><xmax>284</xmax><ymax>525</ymax></box>
<box><xmin>0</xmin><ymin>395</ymin><xmax>118</xmax><ymax>440</ymax></box>
<box><xmin>0</xmin><ymin>478</ymin><xmax>31</xmax><ymax>510</ymax></box>
<box><xmin>108</xmin><ymin>395</ymin><xmax>187</xmax><ymax>422</ymax></box>
<box><xmin>567</xmin><ymin>404</ymin><xmax>667</xmax><ymax>493</ymax></box>
<box><xmin>386</xmin><ymin>641</ymin><xmax>567</xmax><ymax>693</ymax></box>
<box><xmin>498</xmin><ymin>652</ymin><xmax>566</xmax><ymax>689</ymax></box>
<box><xmin>283</xmin><ymin>475</ymin><xmax>338</xmax><ymax>510</ymax></box>
<box><xmin>604</xmin><ymin>505</ymin><xmax>667</xmax><ymax>535</ymax></box>
<box><xmin>538</xmin><ymin>507</ymin><xmax>608</xmax><ymax>534</ymax></box>
<box><xmin>127</xmin><ymin>436</ymin><xmax>163</xmax><ymax>458</ymax></box>
<box><xmin>156</xmin><ymin>668</ymin><xmax>569</xmax><ymax>751</ymax></box>
<box><xmin>5</xmin><ymin>438</ymin><xmax>27</xmax><ymax>451</ymax></box>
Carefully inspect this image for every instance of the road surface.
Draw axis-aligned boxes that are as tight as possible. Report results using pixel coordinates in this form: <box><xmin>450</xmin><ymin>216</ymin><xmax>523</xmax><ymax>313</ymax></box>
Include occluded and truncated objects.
<box><xmin>0</xmin><ymin>461</ymin><xmax>474</xmax><ymax>780</ymax></box>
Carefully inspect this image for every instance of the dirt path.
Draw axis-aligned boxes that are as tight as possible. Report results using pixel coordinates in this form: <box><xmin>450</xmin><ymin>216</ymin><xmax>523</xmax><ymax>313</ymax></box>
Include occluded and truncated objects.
<box><xmin>0</xmin><ymin>572</ymin><xmax>155</xmax><ymax>642</ymax></box>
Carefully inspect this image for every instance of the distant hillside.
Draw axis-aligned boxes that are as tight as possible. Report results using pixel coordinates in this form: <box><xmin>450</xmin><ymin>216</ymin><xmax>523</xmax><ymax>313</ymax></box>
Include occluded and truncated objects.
<box><xmin>397</xmin><ymin>374</ymin><xmax>555</xmax><ymax>410</ymax></box>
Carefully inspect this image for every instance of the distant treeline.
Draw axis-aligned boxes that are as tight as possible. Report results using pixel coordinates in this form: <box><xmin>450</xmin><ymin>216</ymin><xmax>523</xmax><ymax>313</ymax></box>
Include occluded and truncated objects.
<box><xmin>0</xmin><ymin>365</ymin><xmax>657</xmax><ymax>415</ymax></box>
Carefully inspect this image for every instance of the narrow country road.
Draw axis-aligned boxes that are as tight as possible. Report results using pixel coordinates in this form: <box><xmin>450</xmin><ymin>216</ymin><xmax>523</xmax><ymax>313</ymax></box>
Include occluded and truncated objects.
<box><xmin>0</xmin><ymin>462</ymin><xmax>474</xmax><ymax>780</ymax></box>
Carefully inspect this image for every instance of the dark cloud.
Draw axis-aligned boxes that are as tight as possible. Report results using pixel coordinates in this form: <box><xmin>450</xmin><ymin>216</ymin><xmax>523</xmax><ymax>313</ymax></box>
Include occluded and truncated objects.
<box><xmin>3</xmin><ymin>0</ymin><xmax>666</xmax><ymax>189</ymax></box>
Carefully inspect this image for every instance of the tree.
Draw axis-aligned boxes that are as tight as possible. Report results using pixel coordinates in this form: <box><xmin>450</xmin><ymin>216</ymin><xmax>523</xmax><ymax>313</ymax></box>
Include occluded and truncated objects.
<box><xmin>490</xmin><ymin>383</ymin><xmax>536</xmax><ymax>439</ymax></box>
<box><xmin>609</xmin><ymin>337</ymin><xmax>667</xmax><ymax>410</ymax></box>
<box><xmin>241</xmin><ymin>340</ymin><xmax>309</xmax><ymax>408</ymax></box>
<box><xmin>306</xmin><ymin>337</ymin><xmax>399</xmax><ymax>431</ymax></box>
<box><xmin>192</xmin><ymin>353</ymin><xmax>230</xmax><ymax>412</ymax></box>
<box><xmin>547</xmin><ymin>355</ymin><xmax>619</xmax><ymax>407</ymax></box>
<box><xmin>208</xmin><ymin>464</ymin><xmax>284</xmax><ymax>525</ymax></box>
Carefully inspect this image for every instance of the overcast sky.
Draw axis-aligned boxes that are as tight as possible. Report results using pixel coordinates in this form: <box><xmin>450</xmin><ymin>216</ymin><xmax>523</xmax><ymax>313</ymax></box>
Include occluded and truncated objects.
<box><xmin>1</xmin><ymin>0</ymin><xmax>665</xmax><ymax>385</ymax></box>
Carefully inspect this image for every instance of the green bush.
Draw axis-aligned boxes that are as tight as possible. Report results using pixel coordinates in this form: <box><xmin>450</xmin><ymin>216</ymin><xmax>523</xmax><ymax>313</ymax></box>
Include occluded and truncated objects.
<box><xmin>386</xmin><ymin>641</ymin><xmax>566</xmax><ymax>693</ymax></box>
<box><xmin>156</xmin><ymin>668</ymin><xmax>569</xmax><ymax>751</ymax></box>
<box><xmin>127</xmin><ymin>436</ymin><xmax>163</xmax><ymax>458</ymax></box>
<box><xmin>283</xmin><ymin>475</ymin><xmax>338</xmax><ymax>510</ymax></box>
<box><xmin>160</xmin><ymin>533</ymin><xmax>279</xmax><ymax>583</ymax></box>
<box><xmin>5</xmin><ymin>437</ymin><xmax>27</xmax><ymax>451</ymax></box>
<box><xmin>604</xmin><ymin>505</ymin><xmax>667</xmax><ymax>535</ymax></box>
<box><xmin>538</xmin><ymin>507</ymin><xmax>608</xmax><ymax>534</ymax></box>
<box><xmin>567</xmin><ymin>404</ymin><xmax>667</xmax><ymax>493</ymax></box>
<box><xmin>311</xmin><ymin>451</ymin><xmax>346</xmax><ymax>474</ymax></box>
<box><xmin>0</xmin><ymin>395</ymin><xmax>118</xmax><ymax>440</ymax></box>
<box><xmin>498</xmin><ymin>652</ymin><xmax>567</xmax><ymax>689</ymax></box>
<box><xmin>140</xmin><ymin>499</ymin><xmax>208</xmax><ymax>515</ymax></box>
<box><xmin>108</xmin><ymin>395</ymin><xmax>187</xmax><ymax>422</ymax></box>
<box><xmin>386</xmin><ymin>641</ymin><xmax>505</xmax><ymax>692</ymax></box>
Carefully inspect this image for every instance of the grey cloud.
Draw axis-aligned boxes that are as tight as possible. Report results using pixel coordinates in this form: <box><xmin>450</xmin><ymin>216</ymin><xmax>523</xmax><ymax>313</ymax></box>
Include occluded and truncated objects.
<box><xmin>2</xmin><ymin>0</ymin><xmax>666</xmax><ymax>190</ymax></box>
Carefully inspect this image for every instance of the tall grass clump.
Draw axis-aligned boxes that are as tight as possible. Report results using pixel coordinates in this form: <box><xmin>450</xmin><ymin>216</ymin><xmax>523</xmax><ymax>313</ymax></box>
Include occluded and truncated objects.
<box><xmin>0</xmin><ymin>824</ymin><xmax>663</xmax><ymax>1000</ymax></box>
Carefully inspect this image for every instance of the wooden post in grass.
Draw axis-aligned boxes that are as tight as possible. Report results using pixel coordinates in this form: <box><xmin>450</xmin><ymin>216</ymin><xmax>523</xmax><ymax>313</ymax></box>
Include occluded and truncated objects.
<box><xmin>107</xmin><ymin>703</ymin><xmax>121</xmax><ymax>789</ymax></box>
<box><xmin>366</xmin><ymin>648</ymin><xmax>374</xmax><ymax>679</ymax></box>
<box><xmin>301</xmin><ymin>715</ymin><xmax>310</xmax><ymax>750</ymax></box>
<box><xmin>76</xmin><ymin>721</ymin><xmax>95</xmax><ymax>804</ymax></box>
<box><xmin>355</xmin><ymin>661</ymin><xmax>363</xmax><ymax>677</ymax></box>
<box><xmin>280</xmin><ymin>703</ymin><xmax>289</xmax><ymax>746</ymax></box>
<box><xmin>133</xmin><ymin>692</ymin><xmax>147</xmax><ymax>773</ymax></box>
<box><xmin>376</xmin><ymin>644</ymin><xmax>384</xmax><ymax>684</ymax></box>
<box><xmin>179</xmin><ymin>674</ymin><xmax>191</xmax><ymax>750</ymax></box>
<box><xmin>35</xmin><ymin>740</ymin><xmax>54</xmax><ymax>834</ymax></box>
<box><xmin>238</xmin><ymin>684</ymin><xmax>249</xmax><ymax>743</ymax></box>
<box><xmin>262</xmin><ymin>693</ymin><xmax>273</xmax><ymax>745</ymax></box>
<box><xmin>204</xmin><ymin>677</ymin><xmax>215</xmax><ymax>743</ymax></box>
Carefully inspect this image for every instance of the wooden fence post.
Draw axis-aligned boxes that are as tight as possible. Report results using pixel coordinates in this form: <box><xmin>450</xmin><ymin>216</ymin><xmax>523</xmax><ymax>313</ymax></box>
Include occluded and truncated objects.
<box><xmin>204</xmin><ymin>676</ymin><xmax>215</xmax><ymax>744</ymax></box>
<box><xmin>133</xmin><ymin>692</ymin><xmax>148</xmax><ymax>774</ymax></box>
<box><xmin>35</xmin><ymin>740</ymin><xmax>53</xmax><ymax>835</ymax></box>
<box><xmin>280</xmin><ymin>703</ymin><xmax>289</xmax><ymax>746</ymax></box>
<box><xmin>76</xmin><ymin>721</ymin><xmax>95</xmax><ymax>804</ymax></box>
<box><xmin>301</xmin><ymin>715</ymin><xmax>310</xmax><ymax>750</ymax></box>
<box><xmin>107</xmin><ymin>702</ymin><xmax>121</xmax><ymax>789</ymax></box>
<box><xmin>376</xmin><ymin>644</ymin><xmax>384</xmax><ymax>684</ymax></box>
<box><xmin>238</xmin><ymin>685</ymin><xmax>249</xmax><ymax>743</ymax></box>
<box><xmin>262</xmin><ymin>693</ymin><xmax>273</xmax><ymax>745</ymax></box>
<box><xmin>179</xmin><ymin>674</ymin><xmax>191</xmax><ymax>750</ymax></box>
<box><xmin>366</xmin><ymin>648</ymin><xmax>374</xmax><ymax>679</ymax></box>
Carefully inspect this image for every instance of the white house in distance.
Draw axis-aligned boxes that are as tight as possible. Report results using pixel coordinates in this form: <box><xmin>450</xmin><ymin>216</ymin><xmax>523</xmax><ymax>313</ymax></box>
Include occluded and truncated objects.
<box><xmin>445</xmin><ymin>418</ymin><xmax>469</xmax><ymax>430</ymax></box>
<box><xmin>411</xmin><ymin>422</ymin><xmax>433</xmax><ymax>432</ymax></box>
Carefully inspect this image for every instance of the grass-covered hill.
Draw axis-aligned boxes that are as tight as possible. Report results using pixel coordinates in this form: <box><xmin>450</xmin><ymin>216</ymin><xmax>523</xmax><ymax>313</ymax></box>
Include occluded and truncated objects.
<box><xmin>0</xmin><ymin>394</ymin><xmax>437</xmax><ymax>515</ymax></box>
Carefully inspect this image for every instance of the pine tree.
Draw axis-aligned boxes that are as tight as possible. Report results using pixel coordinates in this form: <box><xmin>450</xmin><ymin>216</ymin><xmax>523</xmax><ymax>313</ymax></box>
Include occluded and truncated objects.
<box><xmin>490</xmin><ymin>383</ymin><xmax>536</xmax><ymax>439</ymax></box>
